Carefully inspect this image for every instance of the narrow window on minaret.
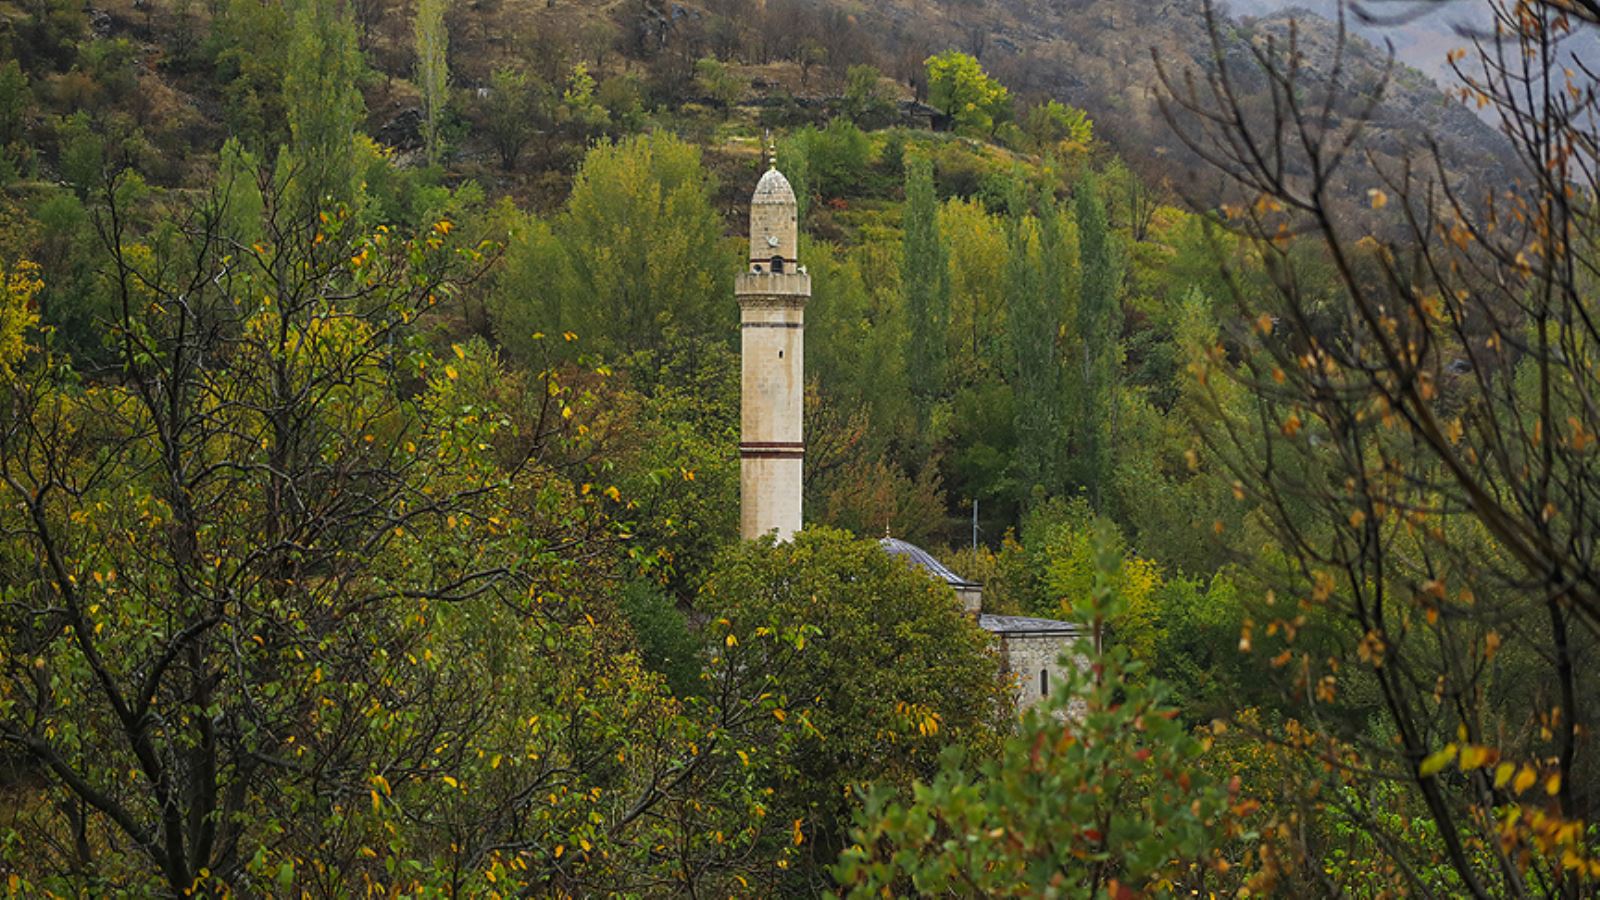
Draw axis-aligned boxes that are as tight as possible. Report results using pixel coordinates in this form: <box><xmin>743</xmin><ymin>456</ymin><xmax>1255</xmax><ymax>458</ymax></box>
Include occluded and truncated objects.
<box><xmin>1040</xmin><ymin>668</ymin><xmax>1049</xmax><ymax>696</ymax></box>
<box><xmin>778</xmin><ymin>350</ymin><xmax>783</xmax><ymax>358</ymax></box>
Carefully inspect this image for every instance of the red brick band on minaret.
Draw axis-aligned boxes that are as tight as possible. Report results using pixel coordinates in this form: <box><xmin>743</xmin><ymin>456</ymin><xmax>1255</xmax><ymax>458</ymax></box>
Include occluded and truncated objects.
<box><xmin>740</xmin><ymin>441</ymin><xmax>805</xmax><ymax>459</ymax></box>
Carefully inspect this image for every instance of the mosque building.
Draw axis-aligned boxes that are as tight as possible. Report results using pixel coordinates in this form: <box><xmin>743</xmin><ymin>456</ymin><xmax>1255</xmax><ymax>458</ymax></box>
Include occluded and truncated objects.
<box><xmin>735</xmin><ymin>158</ymin><xmax>1080</xmax><ymax>712</ymax></box>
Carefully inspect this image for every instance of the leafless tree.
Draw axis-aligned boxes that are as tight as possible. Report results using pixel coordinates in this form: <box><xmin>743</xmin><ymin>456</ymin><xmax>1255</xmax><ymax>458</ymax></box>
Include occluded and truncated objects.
<box><xmin>1159</xmin><ymin>1</ymin><xmax>1600</xmax><ymax>895</ymax></box>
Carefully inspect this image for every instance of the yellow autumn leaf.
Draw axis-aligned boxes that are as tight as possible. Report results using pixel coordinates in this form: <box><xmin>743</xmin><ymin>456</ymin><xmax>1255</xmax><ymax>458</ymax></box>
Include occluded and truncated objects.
<box><xmin>1459</xmin><ymin>745</ymin><xmax>1496</xmax><ymax>771</ymax></box>
<box><xmin>1419</xmin><ymin>744</ymin><xmax>1457</xmax><ymax>777</ymax></box>
<box><xmin>442</xmin><ymin>775</ymin><xmax>459</xmax><ymax>789</ymax></box>
<box><xmin>1494</xmin><ymin>761</ymin><xmax>1516</xmax><ymax>788</ymax></box>
<box><xmin>1546</xmin><ymin>773</ymin><xmax>1562</xmax><ymax>796</ymax></box>
<box><xmin>1514</xmin><ymin>765</ymin><xmax>1538</xmax><ymax>794</ymax></box>
<box><xmin>444</xmin><ymin>366</ymin><xmax>458</xmax><ymax>380</ymax></box>
<box><xmin>1368</xmin><ymin>188</ymin><xmax>1389</xmax><ymax>209</ymax></box>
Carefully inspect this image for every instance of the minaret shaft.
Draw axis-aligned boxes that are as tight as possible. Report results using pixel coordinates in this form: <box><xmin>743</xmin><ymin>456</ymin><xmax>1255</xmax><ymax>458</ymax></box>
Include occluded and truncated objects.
<box><xmin>737</xmin><ymin>279</ymin><xmax>808</xmax><ymax>541</ymax></box>
<box><xmin>737</xmin><ymin>165</ymin><xmax>808</xmax><ymax>542</ymax></box>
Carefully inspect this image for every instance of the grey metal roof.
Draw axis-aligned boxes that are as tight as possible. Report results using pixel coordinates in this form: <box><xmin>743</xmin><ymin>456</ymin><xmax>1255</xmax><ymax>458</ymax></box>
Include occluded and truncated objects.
<box><xmin>879</xmin><ymin>537</ymin><xmax>981</xmax><ymax>589</ymax></box>
<box><xmin>977</xmin><ymin>614</ymin><xmax>1082</xmax><ymax>636</ymax></box>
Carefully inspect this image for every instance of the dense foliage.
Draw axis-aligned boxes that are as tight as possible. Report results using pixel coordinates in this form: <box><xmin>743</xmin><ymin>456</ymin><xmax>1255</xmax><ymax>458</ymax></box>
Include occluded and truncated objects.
<box><xmin>0</xmin><ymin>0</ymin><xmax>1595</xmax><ymax>895</ymax></box>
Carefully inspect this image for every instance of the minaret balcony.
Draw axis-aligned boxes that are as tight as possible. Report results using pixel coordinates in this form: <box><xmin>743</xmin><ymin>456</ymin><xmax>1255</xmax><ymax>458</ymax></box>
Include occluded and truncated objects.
<box><xmin>735</xmin><ymin>271</ymin><xmax>812</xmax><ymax>300</ymax></box>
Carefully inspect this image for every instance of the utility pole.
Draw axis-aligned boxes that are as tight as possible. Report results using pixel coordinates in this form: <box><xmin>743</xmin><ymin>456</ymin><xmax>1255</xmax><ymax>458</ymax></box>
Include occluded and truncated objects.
<box><xmin>971</xmin><ymin>498</ymin><xmax>979</xmax><ymax>553</ymax></box>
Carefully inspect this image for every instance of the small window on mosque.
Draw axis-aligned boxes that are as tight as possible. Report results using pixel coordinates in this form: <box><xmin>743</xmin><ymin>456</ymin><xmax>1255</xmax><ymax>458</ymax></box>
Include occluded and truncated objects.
<box><xmin>1040</xmin><ymin>668</ymin><xmax>1049</xmax><ymax>696</ymax></box>
<box><xmin>771</xmin><ymin>256</ymin><xmax>785</xmax><ymax>274</ymax></box>
<box><xmin>778</xmin><ymin>350</ymin><xmax>784</xmax><ymax>358</ymax></box>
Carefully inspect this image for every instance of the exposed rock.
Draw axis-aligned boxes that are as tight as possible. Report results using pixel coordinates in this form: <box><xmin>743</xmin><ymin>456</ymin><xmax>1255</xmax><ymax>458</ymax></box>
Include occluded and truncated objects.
<box><xmin>376</xmin><ymin>108</ymin><xmax>425</xmax><ymax>152</ymax></box>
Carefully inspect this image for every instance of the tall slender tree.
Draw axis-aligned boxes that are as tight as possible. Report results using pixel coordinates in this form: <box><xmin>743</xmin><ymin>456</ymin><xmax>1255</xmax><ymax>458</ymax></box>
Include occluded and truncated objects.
<box><xmin>902</xmin><ymin>152</ymin><xmax>949</xmax><ymax>433</ymax></box>
<box><xmin>280</xmin><ymin>0</ymin><xmax>365</xmax><ymax>213</ymax></box>
<box><xmin>1073</xmin><ymin>173</ymin><xmax>1118</xmax><ymax>509</ymax></box>
<box><xmin>414</xmin><ymin>0</ymin><xmax>449</xmax><ymax>165</ymax></box>
<box><xmin>1006</xmin><ymin>209</ymin><xmax>1056</xmax><ymax>498</ymax></box>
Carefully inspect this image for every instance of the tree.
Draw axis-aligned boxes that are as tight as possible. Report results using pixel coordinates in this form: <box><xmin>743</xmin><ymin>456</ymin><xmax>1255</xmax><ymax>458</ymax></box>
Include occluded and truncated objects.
<box><xmin>280</xmin><ymin>0</ymin><xmax>364</xmax><ymax>211</ymax></box>
<box><xmin>489</xmin><ymin>134</ymin><xmax>731</xmax><ymax>361</ymax></box>
<box><xmin>1157</xmin><ymin>0</ymin><xmax>1600</xmax><ymax>892</ymax></box>
<box><xmin>835</xmin><ymin>525</ymin><xmax>1257</xmax><ymax>895</ymax></box>
<box><xmin>0</xmin><ymin>59</ymin><xmax>30</xmax><ymax>149</ymax></box>
<box><xmin>1073</xmin><ymin>174</ymin><xmax>1118</xmax><ymax>509</ymax></box>
<box><xmin>0</xmin><ymin>258</ymin><xmax>40</xmax><ymax>377</ymax></box>
<box><xmin>0</xmin><ymin>164</ymin><xmax>795</xmax><ymax>898</ymax></box>
<box><xmin>693</xmin><ymin>56</ymin><xmax>741</xmax><ymax>115</ymax></box>
<box><xmin>414</xmin><ymin>0</ymin><xmax>448</xmax><ymax>164</ymax></box>
<box><xmin>555</xmin><ymin>63</ymin><xmax>610</xmax><ymax>144</ymax></box>
<box><xmin>839</xmin><ymin>64</ymin><xmax>894</xmax><ymax>128</ymax></box>
<box><xmin>903</xmin><ymin>152</ymin><xmax>950</xmax><ymax>433</ymax></box>
<box><xmin>941</xmin><ymin>196</ymin><xmax>1011</xmax><ymax>390</ymax></box>
<box><xmin>924</xmin><ymin>50</ymin><xmax>1010</xmax><ymax>137</ymax></box>
<box><xmin>700</xmin><ymin>528</ymin><xmax>1011</xmax><ymax>886</ymax></box>
<box><xmin>1006</xmin><ymin>208</ymin><xmax>1062</xmax><ymax>499</ymax></box>
<box><xmin>1021</xmin><ymin>99</ymin><xmax>1093</xmax><ymax>153</ymax></box>
<box><xmin>478</xmin><ymin>67</ymin><xmax>545</xmax><ymax>170</ymax></box>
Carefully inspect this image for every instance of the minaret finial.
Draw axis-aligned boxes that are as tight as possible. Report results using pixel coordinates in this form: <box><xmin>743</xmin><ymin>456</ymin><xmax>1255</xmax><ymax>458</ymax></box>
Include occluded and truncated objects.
<box><xmin>765</xmin><ymin>130</ymin><xmax>777</xmax><ymax>170</ymax></box>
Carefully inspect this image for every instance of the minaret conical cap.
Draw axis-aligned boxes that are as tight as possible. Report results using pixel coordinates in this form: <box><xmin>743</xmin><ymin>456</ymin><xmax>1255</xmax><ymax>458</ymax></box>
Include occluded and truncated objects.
<box><xmin>752</xmin><ymin>168</ymin><xmax>797</xmax><ymax>205</ymax></box>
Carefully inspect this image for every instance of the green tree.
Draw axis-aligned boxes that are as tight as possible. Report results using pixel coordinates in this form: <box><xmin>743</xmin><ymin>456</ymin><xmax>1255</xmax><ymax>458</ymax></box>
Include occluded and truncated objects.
<box><xmin>1021</xmin><ymin>99</ymin><xmax>1093</xmax><ymax>152</ymax></box>
<box><xmin>1006</xmin><ymin>210</ymin><xmax>1061</xmax><ymax>498</ymax></box>
<box><xmin>280</xmin><ymin>0</ymin><xmax>364</xmax><ymax>212</ymax></box>
<box><xmin>0</xmin><ymin>168</ymin><xmax>795</xmax><ymax>898</ymax></box>
<box><xmin>786</xmin><ymin>119</ymin><xmax>871</xmax><ymax>201</ymax></box>
<box><xmin>941</xmin><ymin>197</ymin><xmax>1009</xmax><ymax>382</ymax></box>
<box><xmin>924</xmin><ymin>50</ymin><xmax>1011</xmax><ymax>137</ymax></box>
<box><xmin>207</xmin><ymin>0</ymin><xmax>291</xmax><ymax>155</ymax></box>
<box><xmin>694</xmin><ymin>56</ymin><xmax>741</xmax><ymax>115</ymax></box>
<box><xmin>835</xmin><ymin>526</ymin><xmax>1255</xmax><ymax>896</ymax></box>
<box><xmin>1073</xmin><ymin>174</ymin><xmax>1119</xmax><ymax>509</ymax></box>
<box><xmin>840</xmin><ymin>64</ymin><xmax>894</xmax><ymax>128</ymax></box>
<box><xmin>414</xmin><ymin>0</ymin><xmax>449</xmax><ymax>164</ymax></box>
<box><xmin>903</xmin><ymin>152</ymin><xmax>950</xmax><ymax>432</ymax></box>
<box><xmin>556</xmin><ymin>63</ymin><xmax>610</xmax><ymax>144</ymax></box>
<box><xmin>479</xmin><ymin>67</ymin><xmax>546</xmax><ymax>170</ymax></box>
<box><xmin>701</xmin><ymin>527</ymin><xmax>1011</xmax><ymax>880</ymax></box>
<box><xmin>0</xmin><ymin>59</ymin><xmax>30</xmax><ymax>149</ymax></box>
<box><xmin>490</xmin><ymin>134</ymin><xmax>732</xmax><ymax>360</ymax></box>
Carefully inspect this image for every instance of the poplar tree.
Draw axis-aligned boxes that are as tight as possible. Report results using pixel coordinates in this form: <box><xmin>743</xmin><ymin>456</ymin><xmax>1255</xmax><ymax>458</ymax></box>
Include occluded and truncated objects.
<box><xmin>280</xmin><ymin>0</ymin><xmax>364</xmax><ymax>213</ymax></box>
<box><xmin>414</xmin><ymin>0</ymin><xmax>448</xmax><ymax>165</ymax></box>
<box><xmin>1073</xmin><ymin>174</ymin><xmax>1118</xmax><ymax>509</ymax></box>
<box><xmin>1006</xmin><ymin>212</ymin><xmax>1053</xmax><ymax>496</ymax></box>
<box><xmin>902</xmin><ymin>152</ymin><xmax>949</xmax><ymax>430</ymax></box>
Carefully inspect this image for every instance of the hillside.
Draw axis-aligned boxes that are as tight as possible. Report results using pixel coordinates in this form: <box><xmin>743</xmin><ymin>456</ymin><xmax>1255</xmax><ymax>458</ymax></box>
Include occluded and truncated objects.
<box><xmin>8</xmin><ymin>0</ymin><xmax>1512</xmax><ymax>220</ymax></box>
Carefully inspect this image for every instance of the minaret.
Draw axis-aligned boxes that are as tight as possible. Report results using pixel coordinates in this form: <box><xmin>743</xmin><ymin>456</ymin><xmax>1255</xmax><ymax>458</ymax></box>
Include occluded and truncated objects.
<box><xmin>736</xmin><ymin>155</ymin><xmax>809</xmax><ymax>541</ymax></box>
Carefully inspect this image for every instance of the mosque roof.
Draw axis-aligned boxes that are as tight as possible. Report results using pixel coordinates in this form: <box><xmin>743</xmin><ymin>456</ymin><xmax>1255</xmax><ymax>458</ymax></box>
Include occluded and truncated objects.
<box><xmin>878</xmin><ymin>538</ymin><xmax>1079</xmax><ymax>634</ymax></box>
<box><xmin>977</xmin><ymin>614</ymin><xmax>1083</xmax><ymax>636</ymax></box>
<box><xmin>879</xmin><ymin>537</ymin><xmax>981</xmax><ymax>589</ymax></box>
<box><xmin>752</xmin><ymin>167</ymin><xmax>797</xmax><ymax>205</ymax></box>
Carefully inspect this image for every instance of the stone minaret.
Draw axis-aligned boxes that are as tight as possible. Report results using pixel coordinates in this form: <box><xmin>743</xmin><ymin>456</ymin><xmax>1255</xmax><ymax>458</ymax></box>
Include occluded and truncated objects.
<box><xmin>736</xmin><ymin>161</ymin><xmax>809</xmax><ymax>541</ymax></box>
